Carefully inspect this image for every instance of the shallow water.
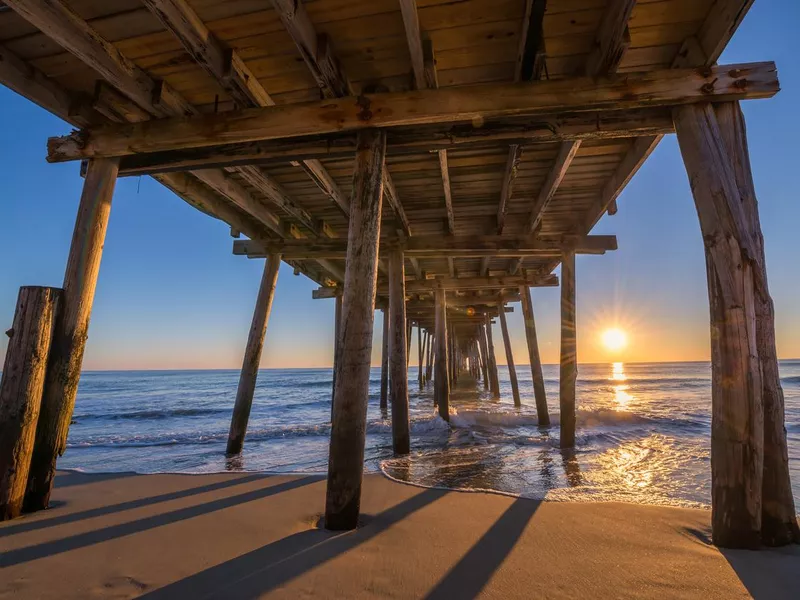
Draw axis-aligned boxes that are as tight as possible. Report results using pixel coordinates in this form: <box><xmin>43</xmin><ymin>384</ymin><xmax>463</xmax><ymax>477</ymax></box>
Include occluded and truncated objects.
<box><xmin>60</xmin><ymin>361</ymin><xmax>800</xmax><ymax>508</ymax></box>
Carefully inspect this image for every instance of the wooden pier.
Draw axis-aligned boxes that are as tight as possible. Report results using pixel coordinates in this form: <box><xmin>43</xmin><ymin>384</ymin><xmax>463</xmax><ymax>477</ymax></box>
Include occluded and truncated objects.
<box><xmin>0</xmin><ymin>0</ymin><xmax>797</xmax><ymax>548</ymax></box>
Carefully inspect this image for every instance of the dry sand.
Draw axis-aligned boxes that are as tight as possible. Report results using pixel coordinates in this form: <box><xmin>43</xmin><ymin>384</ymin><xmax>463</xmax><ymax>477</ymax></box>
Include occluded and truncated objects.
<box><xmin>1</xmin><ymin>470</ymin><xmax>798</xmax><ymax>598</ymax></box>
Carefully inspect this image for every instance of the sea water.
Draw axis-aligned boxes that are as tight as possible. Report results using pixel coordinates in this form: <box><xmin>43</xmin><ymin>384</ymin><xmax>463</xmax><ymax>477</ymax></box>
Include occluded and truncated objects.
<box><xmin>59</xmin><ymin>361</ymin><xmax>800</xmax><ymax>508</ymax></box>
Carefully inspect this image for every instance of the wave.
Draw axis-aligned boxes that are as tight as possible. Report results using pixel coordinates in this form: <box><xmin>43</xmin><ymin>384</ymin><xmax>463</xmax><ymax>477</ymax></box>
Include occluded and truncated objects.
<box><xmin>72</xmin><ymin>407</ymin><xmax>231</xmax><ymax>421</ymax></box>
<box><xmin>782</xmin><ymin>375</ymin><xmax>800</xmax><ymax>385</ymax></box>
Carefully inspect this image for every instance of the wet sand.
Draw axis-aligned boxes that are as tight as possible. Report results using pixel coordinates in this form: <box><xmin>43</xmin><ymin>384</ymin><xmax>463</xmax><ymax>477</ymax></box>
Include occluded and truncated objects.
<box><xmin>1</xmin><ymin>471</ymin><xmax>798</xmax><ymax>598</ymax></box>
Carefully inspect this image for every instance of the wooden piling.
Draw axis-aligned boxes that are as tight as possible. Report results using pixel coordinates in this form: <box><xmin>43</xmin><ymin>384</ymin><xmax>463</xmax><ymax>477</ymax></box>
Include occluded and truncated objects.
<box><xmin>380</xmin><ymin>307</ymin><xmax>389</xmax><ymax>411</ymax></box>
<box><xmin>325</xmin><ymin>129</ymin><xmax>386</xmax><ymax>531</ymax></box>
<box><xmin>714</xmin><ymin>102</ymin><xmax>799</xmax><ymax>546</ymax></box>
<box><xmin>417</xmin><ymin>325</ymin><xmax>423</xmax><ymax>390</ymax></box>
<box><xmin>478</xmin><ymin>324</ymin><xmax>490</xmax><ymax>390</ymax></box>
<box><xmin>559</xmin><ymin>250</ymin><xmax>577</xmax><ymax>449</ymax></box>
<box><xmin>498</xmin><ymin>303</ymin><xmax>521</xmax><ymax>407</ymax></box>
<box><xmin>425</xmin><ymin>331</ymin><xmax>434</xmax><ymax>384</ymax></box>
<box><xmin>674</xmin><ymin>103</ymin><xmax>764</xmax><ymax>548</ymax></box>
<box><xmin>25</xmin><ymin>157</ymin><xmax>119</xmax><ymax>512</ymax></box>
<box><xmin>226</xmin><ymin>253</ymin><xmax>281</xmax><ymax>455</ymax></box>
<box><xmin>434</xmin><ymin>289</ymin><xmax>450</xmax><ymax>420</ymax></box>
<box><xmin>484</xmin><ymin>315</ymin><xmax>501</xmax><ymax>398</ymax></box>
<box><xmin>388</xmin><ymin>250</ymin><xmax>410</xmax><ymax>455</ymax></box>
<box><xmin>0</xmin><ymin>287</ymin><xmax>60</xmax><ymax>521</ymax></box>
<box><xmin>331</xmin><ymin>293</ymin><xmax>342</xmax><ymax>410</ymax></box>
<box><xmin>520</xmin><ymin>285</ymin><xmax>550</xmax><ymax>425</ymax></box>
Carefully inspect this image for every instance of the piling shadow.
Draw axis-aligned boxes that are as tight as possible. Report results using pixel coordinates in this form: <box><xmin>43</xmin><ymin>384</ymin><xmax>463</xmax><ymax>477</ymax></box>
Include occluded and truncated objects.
<box><xmin>1</xmin><ymin>473</ymin><xmax>268</xmax><ymax>537</ymax></box>
<box><xmin>140</xmin><ymin>487</ymin><xmax>448</xmax><ymax>599</ymax></box>
<box><xmin>425</xmin><ymin>497</ymin><xmax>541</xmax><ymax>599</ymax></box>
<box><xmin>721</xmin><ymin>545</ymin><xmax>800</xmax><ymax>599</ymax></box>
<box><xmin>0</xmin><ymin>476</ymin><xmax>322</xmax><ymax>568</ymax></box>
<box><xmin>53</xmin><ymin>471</ymin><xmax>138</xmax><ymax>488</ymax></box>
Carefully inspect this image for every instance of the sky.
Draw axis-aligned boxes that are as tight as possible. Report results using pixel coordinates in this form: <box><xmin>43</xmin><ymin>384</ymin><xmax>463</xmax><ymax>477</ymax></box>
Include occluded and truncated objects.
<box><xmin>1</xmin><ymin>1</ymin><xmax>799</xmax><ymax>370</ymax></box>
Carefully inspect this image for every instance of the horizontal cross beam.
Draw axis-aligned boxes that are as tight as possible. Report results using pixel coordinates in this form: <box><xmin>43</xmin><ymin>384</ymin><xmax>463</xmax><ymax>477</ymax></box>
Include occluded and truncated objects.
<box><xmin>234</xmin><ymin>234</ymin><xmax>616</xmax><ymax>259</ymax></box>
<box><xmin>47</xmin><ymin>62</ymin><xmax>778</xmax><ymax>163</ymax></box>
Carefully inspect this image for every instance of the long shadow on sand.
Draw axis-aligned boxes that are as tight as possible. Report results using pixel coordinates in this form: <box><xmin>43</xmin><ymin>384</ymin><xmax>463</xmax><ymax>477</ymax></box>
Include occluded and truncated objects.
<box><xmin>722</xmin><ymin>546</ymin><xmax>800</xmax><ymax>599</ymax></box>
<box><xmin>51</xmin><ymin>471</ymin><xmax>139</xmax><ymax>488</ymax></box>
<box><xmin>139</xmin><ymin>487</ymin><xmax>449</xmax><ymax>599</ymax></box>
<box><xmin>0</xmin><ymin>473</ymin><xmax>269</xmax><ymax>537</ymax></box>
<box><xmin>0</xmin><ymin>476</ymin><xmax>322</xmax><ymax>568</ymax></box>
<box><xmin>425</xmin><ymin>497</ymin><xmax>541</xmax><ymax>599</ymax></box>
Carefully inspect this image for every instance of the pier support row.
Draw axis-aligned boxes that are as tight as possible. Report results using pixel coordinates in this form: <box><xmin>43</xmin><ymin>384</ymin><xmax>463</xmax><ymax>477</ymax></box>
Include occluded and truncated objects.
<box><xmin>674</xmin><ymin>101</ymin><xmax>798</xmax><ymax>548</ymax></box>
<box><xmin>226</xmin><ymin>253</ymin><xmax>281</xmax><ymax>455</ymax></box>
<box><xmin>325</xmin><ymin>129</ymin><xmax>386</xmax><ymax>530</ymax></box>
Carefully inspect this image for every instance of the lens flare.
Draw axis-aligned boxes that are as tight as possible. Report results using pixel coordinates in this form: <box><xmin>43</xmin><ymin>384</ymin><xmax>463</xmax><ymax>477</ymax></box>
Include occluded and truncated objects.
<box><xmin>601</xmin><ymin>328</ymin><xmax>628</xmax><ymax>352</ymax></box>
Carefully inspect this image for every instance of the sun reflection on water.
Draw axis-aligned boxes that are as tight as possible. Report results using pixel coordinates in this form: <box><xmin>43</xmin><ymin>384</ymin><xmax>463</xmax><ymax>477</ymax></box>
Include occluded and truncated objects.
<box><xmin>610</xmin><ymin>362</ymin><xmax>634</xmax><ymax>409</ymax></box>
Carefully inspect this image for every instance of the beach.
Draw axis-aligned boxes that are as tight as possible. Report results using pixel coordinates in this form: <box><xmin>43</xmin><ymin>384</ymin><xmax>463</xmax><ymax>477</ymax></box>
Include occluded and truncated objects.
<box><xmin>0</xmin><ymin>470</ymin><xmax>797</xmax><ymax>598</ymax></box>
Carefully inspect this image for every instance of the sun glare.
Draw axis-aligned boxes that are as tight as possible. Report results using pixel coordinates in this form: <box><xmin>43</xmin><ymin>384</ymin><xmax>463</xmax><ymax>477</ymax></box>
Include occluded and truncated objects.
<box><xmin>601</xmin><ymin>328</ymin><xmax>628</xmax><ymax>353</ymax></box>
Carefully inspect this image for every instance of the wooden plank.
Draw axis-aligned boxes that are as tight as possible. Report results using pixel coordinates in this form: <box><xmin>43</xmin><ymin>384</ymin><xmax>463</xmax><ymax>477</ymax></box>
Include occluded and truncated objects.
<box><xmin>325</xmin><ymin>129</ymin><xmax>386</xmax><ymax>531</ymax></box>
<box><xmin>559</xmin><ymin>250</ymin><xmax>577</xmax><ymax>449</ymax></box>
<box><xmin>48</xmin><ymin>63</ymin><xmax>780</xmax><ymax>162</ymax></box>
<box><xmin>226</xmin><ymin>254</ymin><xmax>280</xmax><ymax>455</ymax></box>
<box><xmin>0</xmin><ymin>287</ymin><xmax>60</xmax><ymax>521</ymax></box>
<box><xmin>24</xmin><ymin>158</ymin><xmax>118</xmax><ymax>511</ymax></box>
<box><xmin>388</xmin><ymin>250</ymin><xmax>410</xmax><ymax>455</ymax></box>
<box><xmin>586</xmin><ymin>0</ymin><xmax>636</xmax><ymax>76</ymax></box>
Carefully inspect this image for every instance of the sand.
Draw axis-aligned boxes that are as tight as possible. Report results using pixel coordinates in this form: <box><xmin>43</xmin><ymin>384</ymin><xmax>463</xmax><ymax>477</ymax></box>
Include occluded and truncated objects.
<box><xmin>1</xmin><ymin>471</ymin><xmax>798</xmax><ymax>599</ymax></box>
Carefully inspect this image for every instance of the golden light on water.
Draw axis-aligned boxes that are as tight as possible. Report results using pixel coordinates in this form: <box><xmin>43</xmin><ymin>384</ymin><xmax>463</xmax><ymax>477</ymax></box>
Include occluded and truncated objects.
<box><xmin>601</xmin><ymin>328</ymin><xmax>628</xmax><ymax>353</ymax></box>
<box><xmin>611</xmin><ymin>362</ymin><xmax>633</xmax><ymax>409</ymax></box>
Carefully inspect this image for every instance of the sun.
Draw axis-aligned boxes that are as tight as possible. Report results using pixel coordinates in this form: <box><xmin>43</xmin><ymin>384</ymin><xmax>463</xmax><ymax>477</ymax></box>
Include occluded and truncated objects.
<box><xmin>601</xmin><ymin>328</ymin><xmax>628</xmax><ymax>353</ymax></box>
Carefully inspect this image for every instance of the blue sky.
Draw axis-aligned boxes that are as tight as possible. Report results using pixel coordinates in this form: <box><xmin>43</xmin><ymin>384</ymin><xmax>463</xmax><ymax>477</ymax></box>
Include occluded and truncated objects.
<box><xmin>1</xmin><ymin>1</ymin><xmax>798</xmax><ymax>369</ymax></box>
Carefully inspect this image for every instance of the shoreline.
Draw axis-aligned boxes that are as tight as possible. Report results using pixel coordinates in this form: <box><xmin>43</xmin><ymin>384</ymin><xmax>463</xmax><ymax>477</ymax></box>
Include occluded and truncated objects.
<box><xmin>3</xmin><ymin>471</ymin><xmax>799</xmax><ymax>598</ymax></box>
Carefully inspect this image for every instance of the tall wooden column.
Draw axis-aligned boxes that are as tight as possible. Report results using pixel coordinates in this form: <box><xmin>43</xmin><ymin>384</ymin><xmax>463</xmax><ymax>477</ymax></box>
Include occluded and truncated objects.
<box><xmin>226</xmin><ymin>254</ymin><xmax>281</xmax><ymax>455</ymax></box>
<box><xmin>425</xmin><ymin>332</ymin><xmax>434</xmax><ymax>384</ymax></box>
<box><xmin>434</xmin><ymin>289</ymin><xmax>450</xmax><ymax>420</ymax></box>
<box><xmin>559</xmin><ymin>251</ymin><xmax>577</xmax><ymax>449</ymax></box>
<box><xmin>498</xmin><ymin>304</ymin><xmax>521</xmax><ymax>407</ymax></box>
<box><xmin>325</xmin><ymin>129</ymin><xmax>386</xmax><ymax>531</ymax></box>
<box><xmin>0</xmin><ymin>287</ymin><xmax>60</xmax><ymax>520</ymax></box>
<box><xmin>484</xmin><ymin>314</ymin><xmax>501</xmax><ymax>398</ymax></box>
<box><xmin>675</xmin><ymin>103</ymin><xmax>766</xmax><ymax>548</ymax></box>
<box><xmin>388</xmin><ymin>250</ymin><xmax>410</xmax><ymax>455</ymax></box>
<box><xmin>417</xmin><ymin>325</ymin><xmax>424</xmax><ymax>390</ymax></box>
<box><xmin>478</xmin><ymin>327</ymin><xmax>490</xmax><ymax>390</ymax></box>
<box><xmin>331</xmin><ymin>293</ymin><xmax>343</xmax><ymax>409</ymax></box>
<box><xmin>25</xmin><ymin>158</ymin><xmax>119</xmax><ymax>511</ymax></box>
<box><xmin>380</xmin><ymin>307</ymin><xmax>389</xmax><ymax>411</ymax></box>
<box><xmin>714</xmin><ymin>102</ymin><xmax>799</xmax><ymax>546</ymax></box>
<box><xmin>520</xmin><ymin>285</ymin><xmax>549</xmax><ymax>425</ymax></box>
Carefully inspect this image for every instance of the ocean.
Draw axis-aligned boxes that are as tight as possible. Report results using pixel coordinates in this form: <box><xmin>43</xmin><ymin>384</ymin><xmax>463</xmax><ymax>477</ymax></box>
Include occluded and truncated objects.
<box><xmin>59</xmin><ymin>361</ymin><xmax>800</xmax><ymax>509</ymax></box>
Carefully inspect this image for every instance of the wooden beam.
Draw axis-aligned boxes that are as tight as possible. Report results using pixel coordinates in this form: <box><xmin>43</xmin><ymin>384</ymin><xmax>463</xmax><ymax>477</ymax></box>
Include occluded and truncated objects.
<box><xmin>326</xmin><ymin>129</ymin><xmax>386</xmax><ymax>531</ymax></box>
<box><xmin>24</xmin><ymin>158</ymin><xmax>118</xmax><ymax>511</ymax></box>
<box><xmin>438</xmin><ymin>151</ymin><xmax>455</xmax><ymax>235</ymax></box>
<box><xmin>226</xmin><ymin>254</ymin><xmax>281</xmax><ymax>454</ymax></box>
<box><xmin>388</xmin><ymin>250</ymin><xmax>410</xmax><ymax>455</ymax></box>
<box><xmin>479</xmin><ymin>257</ymin><xmax>490</xmax><ymax>277</ymax></box>
<box><xmin>297</xmin><ymin>159</ymin><xmax>350</xmax><ymax>216</ymax></box>
<box><xmin>526</xmin><ymin>141</ymin><xmax>582</xmax><ymax>235</ymax></box>
<box><xmin>678</xmin><ymin>1</ymin><xmax>755</xmax><ymax>68</ymax></box>
<box><xmin>380</xmin><ymin>307</ymin><xmax>389</xmax><ymax>411</ymax></box>
<box><xmin>114</xmin><ymin>108</ymin><xmax>675</xmax><ymax>176</ymax></box>
<box><xmin>516</xmin><ymin>0</ymin><xmax>547</xmax><ymax>82</ymax></box>
<box><xmin>398</xmin><ymin>0</ymin><xmax>426</xmax><ymax>91</ymax></box>
<box><xmin>497</xmin><ymin>145</ymin><xmax>523</xmax><ymax>234</ymax></box>
<box><xmin>382</xmin><ymin>171</ymin><xmax>412</xmax><ymax>237</ymax></box>
<box><xmin>236</xmin><ymin>234</ymin><xmax>617</xmax><ymax>259</ymax></box>
<box><xmin>520</xmin><ymin>284</ymin><xmax>549</xmax><ymax>425</ymax></box>
<box><xmin>434</xmin><ymin>289</ymin><xmax>450</xmax><ymax>419</ymax></box>
<box><xmin>484</xmin><ymin>315</ymin><xmax>501</xmax><ymax>398</ymax></box>
<box><xmin>586</xmin><ymin>0</ymin><xmax>636</xmax><ymax>76</ymax></box>
<box><xmin>48</xmin><ymin>63</ymin><xmax>780</xmax><ymax>163</ymax></box>
<box><xmin>397</xmin><ymin>274</ymin><xmax>558</xmax><ymax>294</ymax></box>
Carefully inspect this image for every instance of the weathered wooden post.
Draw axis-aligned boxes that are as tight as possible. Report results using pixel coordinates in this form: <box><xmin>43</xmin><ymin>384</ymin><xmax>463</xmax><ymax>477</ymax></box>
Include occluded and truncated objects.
<box><xmin>714</xmin><ymin>102</ymin><xmax>799</xmax><ymax>546</ymax></box>
<box><xmin>674</xmin><ymin>102</ymin><xmax>766</xmax><ymax>548</ymax></box>
<box><xmin>417</xmin><ymin>325</ymin><xmax>424</xmax><ymax>390</ymax></box>
<box><xmin>388</xmin><ymin>250</ymin><xmax>410</xmax><ymax>455</ymax></box>
<box><xmin>331</xmin><ymin>293</ymin><xmax>343</xmax><ymax>409</ymax></box>
<box><xmin>226</xmin><ymin>254</ymin><xmax>281</xmax><ymax>455</ymax></box>
<box><xmin>520</xmin><ymin>285</ymin><xmax>550</xmax><ymax>425</ymax></box>
<box><xmin>380</xmin><ymin>307</ymin><xmax>389</xmax><ymax>411</ymax></box>
<box><xmin>498</xmin><ymin>304</ymin><xmax>521</xmax><ymax>407</ymax></box>
<box><xmin>25</xmin><ymin>157</ymin><xmax>119</xmax><ymax>512</ymax></box>
<box><xmin>325</xmin><ymin>129</ymin><xmax>386</xmax><ymax>530</ymax></box>
<box><xmin>434</xmin><ymin>289</ymin><xmax>450</xmax><ymax>420</ymax></box>
<box><xmin>478</xmin><ymin>324</ymin><xmax>490</xmax><ymax>390</ymax></box>
<box><xmin>559</xmin><ymin>251</ymin><xmax>577</xmax><ymax>449</ymax></box>
<box><xmin>484</xmin><ymin>315</ymin><xmax>501</xmax><ymax>398</ymax></box>
<box><xmin>425</xmin><ymin>331</ymin><xmax>434</xmax><ymax>384</ymax></box>
<box><xmin>0</xmin><ymin>287</ymin><xmax>60</xmax><ymax>520</ymax></box>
